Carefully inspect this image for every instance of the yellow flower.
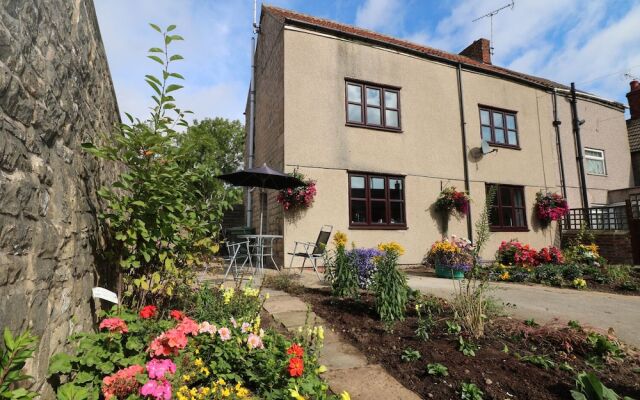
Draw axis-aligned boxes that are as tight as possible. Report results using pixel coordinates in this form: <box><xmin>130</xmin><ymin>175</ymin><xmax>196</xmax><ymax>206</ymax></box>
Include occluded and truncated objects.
<box><xmin>217</xmin><ymin>378</ymin><xmax>226</xmax><ymax>385</ymax></box>
<box><xmin>289</xmin><ymin>387</ymin><xmax>306</xmax><ymax>400</ymax></box>
<box><xmin>253</xmin><ymin>315</ymin><xmax>261</xmax><ymax>332</ymax></box>
<box><xmin>378</xmin><ymin>241</ymin><xmax>405</xmax><ymax>255</ymax></box>
<box><xmin>316</xmin><ymin>325</ymin><xmax>324</xmax><ymax>340</ymax></box>
<box><xmin>243</xmin><ymin>286</ymin><xmax>259</xmax><ymax>297</ymax></box>
<box><xmin>340</xmin><ymin>391</ymin><xmax>351</xmax><ymax>400</ymax></box>
<box><xmin>200</xmin><ymin>367</ymin><xmax>210</xmax><ymax>376</ymax></box>
<box><xmin>573</xmin><ymin>278</ymin><xmax>587</xmax><ymax>289</ymax></box>
<box><xmin>333</xmin><ymin>231</ymin><xmax>348</xmax><ymax>247</ymax></box>
<box><xmin>223</xmin><ymin>287</ymin><xmax>235</xmax><ymax>304</ymax></box>
<box><xmin>182</xmin><ymin>374</ymin><xmax>191</xmax><ymax>382</ymax></box>
<box><xmin>201</xmin><ymin>387</ymin><xmax>211</xmax><ymax>396</ymax></box>
<box><xmin>499</xmin><ymin>271</ymin><xmax>510</xmax><ymax>281</ymax></box>
<box><xmin>265</xmin><ymin>292</ymin><xmax>270</xmax><ymax>300</ymax></box>
<box><xmin>315</xmin><ymin>365</ymin><xmax>327</xmax><ymax>373</ymax></box>
<box><xmin>194</xmin><ymin>348</ymin><xmax>200</xmax><ymax>354</ymax></box>
<box><xmin>194</xmin><ymin>358</ymin><xmax>204</xmax><ymax>367</ymax></box>
<box><xmin>221</xmin><ymin>387</ymin><xmax>231</xmax><ymax>397</ymax></box>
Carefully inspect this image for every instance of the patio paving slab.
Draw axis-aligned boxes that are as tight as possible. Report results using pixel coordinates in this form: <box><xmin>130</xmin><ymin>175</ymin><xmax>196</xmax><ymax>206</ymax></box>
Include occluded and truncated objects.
<box><xmin>323</xmin><ymin>365</ymin><xmax>421</xmax><ymax>400</ymax></box>
<box><xmin>318</xmin><ymin>340</ymin><xmax>368</xmax><ymax>370</ymax></box>
<box><xmin>263</xmin><ymin>296</ymin><xmax>309</xmax><ymax>314</ymax></box>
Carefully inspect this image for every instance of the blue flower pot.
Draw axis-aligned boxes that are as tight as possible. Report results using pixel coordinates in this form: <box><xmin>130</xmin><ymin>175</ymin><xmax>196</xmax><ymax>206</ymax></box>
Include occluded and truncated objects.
<box><xmin>435</xmin><ymin>263</ymin><xmax>465</xmax><ymax>280</ymax></box>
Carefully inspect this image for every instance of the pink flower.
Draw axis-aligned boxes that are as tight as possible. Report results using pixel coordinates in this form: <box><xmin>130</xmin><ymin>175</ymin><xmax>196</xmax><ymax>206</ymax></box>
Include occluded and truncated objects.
<box><xmin>241</xmin><ymin>322</ymin><xmax>251</xmax><ymax>333</ymax></box>
<box><xmin>149</xmin><ymin>328</ymin><xmax>188</xmax><ymax>357</ymax></box>
<box><xmin>230</xmin><ymin>317</ymin><xmax>238</xmax><ymax>328</ymax></box>
<box><xmin>140</xmin><ymin>379</ymin><xmax>171</xmax><ymax>400</ymax></box>
<box><xmin>177</xmin><ymin>317</ymin><xmax>199</xmax><ymax>336</ymax></box>
<box><xmin>247</xmin><ymin>333</ymin><xmax>264</xmax><ymax>349</ymax></box>
<box><xmin>198</xmin><ymin>321</ymin><xmax>217</xmax><ymax>335</ymax></box>
<box><xmin>99</xmin><ymin>318</ymin><xmax>128</xmax><ymax>334</ymax></box>
<box><xmin>102</xmin><ymin>365</ymin><xmax>144</xmax><ymax>400</ymax></box>
<box><xmin>218</xmin><ymin>327</ymin><xmax>231</xmax><ymax>341</ymax></box>
<box><xmin>145</xmin><ymin>358</ymin><xmax>176</xmax><ymax>380</ymax></box>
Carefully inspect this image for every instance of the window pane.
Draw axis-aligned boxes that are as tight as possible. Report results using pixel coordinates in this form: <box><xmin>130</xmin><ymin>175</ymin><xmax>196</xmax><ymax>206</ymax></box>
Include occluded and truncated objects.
<box><xmin>587</xmin><ymin>159</ymin><xmax>605</xmax><ymax>175</ymax></box>
<box><xmin>480</xmin><ymin>110</ymin><xmax>490</xmax><ymax>125</ymax></box>
<box><xmin>500</xmin><ymin>187</ymin><xmax>512</xmax><ymax>206</ymax></box>
<box><xmin>501</xmin><ymin>207</ymin><xmax>514</xmax><ymax>226</ymax></box>
<box><xmin>367</xmin><ymin>107</ymin><xmax>381</xmax><ymax>125</ymax></box>
<box><xmin>351</xmin><ymin>200</ymin><xmax>367</xmax><ymax>223</ymax></box>
<box><xmin>390</xmin><ymin>202</ymin><xmax>404</xmax><ymax>224</ymax></box>
<box><xmin>493</xmin><ymin>112</ymin><xmax>504</xmax><ymax>127</ymax></box>
<box><xmin>385</xmin><ymin>110</ymin><xmax>399</xmax><ymax>128</ymax></box>
<box><xmin>489</xmin><ymin>206</ymin><xmax>499</xmax><ymax>226</ymax></box>
<box><xmin>389</xmin><ymin>178</ymin><xmax>403</xmax><ymax>199</ymax></box>
<box><xmin>347</xmin><ymin>104</ymin><xmax>362</xmax><ymax>123</ymax></box>
<box><xmin>481</xmin><ymin>126</ymin><xmax>492</xmax><ymax>141</ymax></box>
<box><xmin>514</xmin><ymin>208</ymin><xmax>526</xmax><ymax>227</ymax></box>
<box><xmin>506</xmin><ymin>114</ymin><xmax>516</xmax><ymax>130</ymax></box>
<box><xmin>494</xmin><ymin>128</ymin><xmax>505</xmax><ymax>143</ymax></box>
<box><xmin>513</xmin><ymin>189</ymin><xmax>524</xmax><ymax>207</ymax></box>
<box><xmin>370</xmin><ymin>177</ymin><xmax>385</xmax><ymax>199</ymax></box>
<box><xmin>366</xmin><ymin>88</ymin><xmax>381</xmax><ymax>106</ymax></box>
<box><xmin>371</xmin><ymin>201</ymin><xmax>387</xmax><ymax>223</ymax></box>
<box><xmin>508</xmin><ymin>130</ymin><xmax>517</xmax><ymax>145</ymax></box>
<box><xmin>350</xmin><ymin>176</ymin><xmax>365</xmax><ymax>198</ymax></box>
<box><xmin>585</xmin><ymin>149</ymin><xmax>603</xmax><ymax>158</ymax></box>
<box><xmin>384</xmin><ymin>91</ymin><xmax>398</xmax><ymax>109</ymax></box>
<box><xmin>347</xmin><ymin>84</ymin><xmax>362</xmax><ymax>103</ymax></box>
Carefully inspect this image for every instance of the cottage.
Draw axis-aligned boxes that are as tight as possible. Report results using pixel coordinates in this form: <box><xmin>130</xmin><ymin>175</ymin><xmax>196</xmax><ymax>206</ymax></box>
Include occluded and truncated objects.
<box><xmin>245</xmin><ymin>5</ymin><xmax>633</xmax><ymax>265</ymax></box>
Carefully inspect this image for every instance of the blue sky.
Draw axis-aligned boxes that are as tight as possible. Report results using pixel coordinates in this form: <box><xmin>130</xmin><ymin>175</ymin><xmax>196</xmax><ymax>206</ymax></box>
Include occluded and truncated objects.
<box><xmin>95</xmin><ymin>0</ymin><xmax>640</xmax><ymax>123</ymax></box>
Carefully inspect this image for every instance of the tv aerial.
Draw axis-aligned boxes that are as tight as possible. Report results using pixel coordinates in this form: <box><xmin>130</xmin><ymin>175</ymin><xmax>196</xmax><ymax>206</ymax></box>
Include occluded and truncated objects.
<box><xmin>472</xmin><ymin>0</ymin><xmax>515</xmax><ymax>56</ymax></box>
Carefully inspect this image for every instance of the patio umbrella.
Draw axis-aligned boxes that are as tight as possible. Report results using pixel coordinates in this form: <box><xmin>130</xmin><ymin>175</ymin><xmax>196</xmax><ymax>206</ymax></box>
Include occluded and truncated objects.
<box><xmin>216</xmin><ymin>163</ymin><xmax>304</xmax><ymax>234</ymax></box>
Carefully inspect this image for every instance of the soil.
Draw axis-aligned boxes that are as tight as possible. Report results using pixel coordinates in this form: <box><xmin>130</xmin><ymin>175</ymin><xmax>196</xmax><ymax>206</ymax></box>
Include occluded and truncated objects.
<box><xmin>297</xmin><ymin>288</ymin><xmax>640</xmax><ymax>400</ymax></box>
<box><xmin>405</xmin><ymin>267</ymin><xmax>640</xmax><ymax>296</ymax></box>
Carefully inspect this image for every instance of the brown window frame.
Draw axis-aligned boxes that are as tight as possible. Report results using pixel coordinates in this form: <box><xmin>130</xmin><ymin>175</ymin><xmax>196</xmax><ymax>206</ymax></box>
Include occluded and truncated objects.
<box><xmin>345</xmin><ymin>79</ymin><xmax>402</xmax><ymax>132</ymax></box>
<box><xmin>479</xmin><ymin>106</ymin><xmax>519</xmax><ymax>148</ymax></box>
<box><xmin>486</xmin><ymin>183</ymin><xmax>528</xmax><ymax>232</ymax></box>
<box><xmin>348</xmin><ymin>172</ymin><xmax>407</xmax><ymax>229</ymax></box>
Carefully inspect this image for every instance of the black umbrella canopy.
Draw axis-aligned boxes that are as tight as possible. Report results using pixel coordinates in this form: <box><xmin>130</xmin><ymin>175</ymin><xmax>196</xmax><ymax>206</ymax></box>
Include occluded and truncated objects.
<box><xmin>216</xmin><ymin>163</ymin><xmax>304</xmax><ymax>190</ymax></box>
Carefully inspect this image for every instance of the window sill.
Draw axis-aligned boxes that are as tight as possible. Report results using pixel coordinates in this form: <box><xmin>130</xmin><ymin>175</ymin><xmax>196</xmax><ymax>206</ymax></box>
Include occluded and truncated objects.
<box><xmin>346</xmin><ymin>123</ymin><xmax>403</xmax><ymax>134</ymax></box>
<box><xmin>490</xmin><ymin>227</ymin><xmax>529</xmax><ymax>232</ymax></box>
<box><xmin>488</xmin><ymin>142</ymin><xmax>521</xmax><ymax>150</ymax></box>
<box><xmin>349</xmin><ymin>225</ymin><xmax>408</xmax><ymax>231</ymax></box>
<box><xmin>586</xmin><ymin>173</ymin><xmax>607</xmax><ymax>177</ymax></box>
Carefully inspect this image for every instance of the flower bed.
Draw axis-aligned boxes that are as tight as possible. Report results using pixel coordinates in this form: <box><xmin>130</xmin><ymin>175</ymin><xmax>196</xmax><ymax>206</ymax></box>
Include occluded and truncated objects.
<box><xmin>424</xmin><ymin>236</ymin><xmax>474</xmax><ymax>279</ymax></box>
<box><xmin>48</xmin><ymin>284</ymin><xmax>345</xmax><ymax>399</ymax></box>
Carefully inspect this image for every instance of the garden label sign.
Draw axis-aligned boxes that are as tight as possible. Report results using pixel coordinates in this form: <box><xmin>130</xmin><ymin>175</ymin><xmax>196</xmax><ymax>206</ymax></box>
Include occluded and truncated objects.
<box><xmin>92</xmin><ymin>287</ymin><xmax>119</xmax><ymax>304</ymax></box>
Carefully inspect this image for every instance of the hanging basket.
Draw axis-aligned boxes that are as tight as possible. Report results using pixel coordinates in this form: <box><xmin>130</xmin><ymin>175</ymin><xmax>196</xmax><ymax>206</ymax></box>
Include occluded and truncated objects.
<box><xmin>277</xmin><ymin>170</ymin><xmax>316</xmax><ymax>212</ymax></box>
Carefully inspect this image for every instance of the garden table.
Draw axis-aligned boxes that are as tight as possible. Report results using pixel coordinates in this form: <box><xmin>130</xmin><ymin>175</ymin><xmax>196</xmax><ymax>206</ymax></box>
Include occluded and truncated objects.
<box><xmin>238</xmin><ymin>234</ymin><xmax>283</xmax><ymax>275</ymax></box>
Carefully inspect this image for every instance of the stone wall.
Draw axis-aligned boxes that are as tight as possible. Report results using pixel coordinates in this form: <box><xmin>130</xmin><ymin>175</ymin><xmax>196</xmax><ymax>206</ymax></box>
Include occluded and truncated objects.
<box><xmin>0</xmin><ymin>0</ymin><xmax>119</xmax><ymax>395</ymax></box>
<box><xmin>561</xmin><ymin>230</ymin><xmax>633</xmax><ymax>265</ymax></box>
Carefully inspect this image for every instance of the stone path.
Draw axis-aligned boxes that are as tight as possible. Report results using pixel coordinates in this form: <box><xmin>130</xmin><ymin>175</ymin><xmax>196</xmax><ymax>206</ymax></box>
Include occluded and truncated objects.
<box><xmin>261</xmin><ymin>287</ymin><xmax>421</xmax><ymax>400</ymax></box>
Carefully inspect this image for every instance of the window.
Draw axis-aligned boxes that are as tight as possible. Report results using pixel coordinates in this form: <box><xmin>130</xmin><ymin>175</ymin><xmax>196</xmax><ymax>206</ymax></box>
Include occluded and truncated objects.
<box><xmin>486</xmin><ymin>184</ymin><xmax>527</xmax><ymax>231</ymax></box>
<box><xmin>346</xmin><ymin>80</ymin><xmax>401</xmax><ymax>130</ymax></box>
<box><xmin>479</xmin><ymin>107</ymin><xmax>519</xmax><ymax>147</ymax></box>
<box><xmin>584</xmin><ymin>148</ymin><xmax>606</xmax><ymax>175</ymax></box>
<box><xmin>349</xmin><ymin>173</ymin><xmax>406</xmax><ymax>228</ymax></box>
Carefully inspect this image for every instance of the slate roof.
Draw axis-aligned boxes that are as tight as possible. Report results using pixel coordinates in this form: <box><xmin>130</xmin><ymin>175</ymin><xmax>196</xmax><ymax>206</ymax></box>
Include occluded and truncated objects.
<box><xmin>628</xmin><ymin>119</ymin><xmax>640</xmax><ymax>152</ymax></box>
<box><xmin>263</xmin><ymin>5</ymin><xmax>624</xmax><ymax>109</ymax></box>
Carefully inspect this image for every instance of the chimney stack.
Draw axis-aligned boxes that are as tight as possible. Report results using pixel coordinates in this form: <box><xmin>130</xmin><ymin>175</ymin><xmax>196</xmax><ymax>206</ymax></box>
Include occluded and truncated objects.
<box><xmin>459</xmin><ymin>38</ymin><xmax>491</xmax><ymax>65</ymax></box>
<box><xmin>628</xmin><ymin>80</ymin><xmax>640</xmax><ymax>120</ymax></box>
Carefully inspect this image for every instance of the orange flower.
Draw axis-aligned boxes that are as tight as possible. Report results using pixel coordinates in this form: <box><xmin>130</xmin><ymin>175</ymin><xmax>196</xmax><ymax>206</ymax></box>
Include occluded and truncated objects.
<box><xmin>288</xmin><ymin>357</ymin><xmax>304</xmax><ymax>377</ymax></box>
<box><xmin>287</xmin><ymin>343</ymin><xmax>304</xmax><ymax>358</ymax></box>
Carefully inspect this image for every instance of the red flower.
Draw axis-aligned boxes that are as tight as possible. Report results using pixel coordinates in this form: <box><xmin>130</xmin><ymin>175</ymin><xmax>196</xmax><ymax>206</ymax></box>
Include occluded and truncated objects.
<box><xmin>140</xmin><ymin>305</ymin><xmax>157</xmax><ymax>319</ymax></box>
<box><xmin>99</xmin><ymin>317</ymin><xmax>128</xmax><ymax>334</ymax></box>
<box><xmin>288</xmin><ymin>357</ymin><xmax>304</xmax><ymax>377</ymax></box>
<box><xmin>287</xmin><ymin>343</ymin><xmax>304</xmax><ymax>358</ymax></box>
<box><xmin>170</xmin><ymin>310</ymin><xmax>185</xmax><ymax>321</ymax></box>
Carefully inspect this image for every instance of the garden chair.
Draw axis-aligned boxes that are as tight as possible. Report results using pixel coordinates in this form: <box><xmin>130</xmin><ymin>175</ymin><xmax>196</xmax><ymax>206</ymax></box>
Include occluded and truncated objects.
<box><xmin>222</xmin><ymin>240</ymin><xmax>253</xmax><ymax>282</ymax></box>
<box><xmin>287</xmin><ymin>225</ymin><xmax>332</xmax><ymax>280</ymax></box>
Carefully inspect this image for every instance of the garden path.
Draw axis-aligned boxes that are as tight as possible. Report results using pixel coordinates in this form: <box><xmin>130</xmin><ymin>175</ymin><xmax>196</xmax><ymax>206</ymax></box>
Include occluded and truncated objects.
<box><xmin>404</xmin><ymin>274</ymin><xmax>640</xmax><ymax>348</ymax></box>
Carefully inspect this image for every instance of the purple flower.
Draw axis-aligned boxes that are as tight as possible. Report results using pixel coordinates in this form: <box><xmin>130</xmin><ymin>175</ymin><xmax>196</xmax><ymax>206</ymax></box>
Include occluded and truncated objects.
<box><xmin>347</xmin><ymin>248</ymin><xmax>383</xmax><ymax>289</ymax></box>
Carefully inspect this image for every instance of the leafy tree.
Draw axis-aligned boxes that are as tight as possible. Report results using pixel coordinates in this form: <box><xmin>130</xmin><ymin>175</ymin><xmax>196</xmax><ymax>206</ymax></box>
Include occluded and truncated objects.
<box><xmin>83</xmin><ymin>24</ymin><xmax>238</xmax><ymax>308</ymax></box>
<box><xmin>180</xmin><ymin>118</ymin><xmax>244</xmax><ymax>174</ymax></box>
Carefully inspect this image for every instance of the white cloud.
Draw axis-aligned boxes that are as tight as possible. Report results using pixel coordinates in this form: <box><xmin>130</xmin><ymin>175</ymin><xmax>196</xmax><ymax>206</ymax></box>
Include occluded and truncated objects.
<box><xmin>355</xmin><ymin>0</ymin><xmax>405</xmax><ymax>33</ymax></box>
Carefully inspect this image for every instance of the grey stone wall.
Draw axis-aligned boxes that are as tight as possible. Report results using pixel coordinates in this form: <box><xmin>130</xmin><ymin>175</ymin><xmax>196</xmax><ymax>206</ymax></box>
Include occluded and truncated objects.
<box><xmin>0</xmin><ymin>0</ymin><xmax>119</xmax><ymax>394</ymax></box>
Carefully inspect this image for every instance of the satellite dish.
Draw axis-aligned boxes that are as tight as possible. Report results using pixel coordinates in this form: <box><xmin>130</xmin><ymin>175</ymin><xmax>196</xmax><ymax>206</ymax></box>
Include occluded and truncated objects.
<box><xmin>481</xmin><ymin>140</ymin><xmax>491</xmax><ymax>154</ymax></box>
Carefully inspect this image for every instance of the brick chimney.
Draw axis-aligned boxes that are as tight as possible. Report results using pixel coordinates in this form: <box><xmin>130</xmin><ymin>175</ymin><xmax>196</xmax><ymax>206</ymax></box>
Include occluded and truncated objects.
<box><xmin>459</xmin><ymin>38</ymin><xmax>491</xmax><ymax>64</ymax></box>
<box><xmin>628</xmin><ymin>80</ymin><xmax>640</xmax><ymax>120</ymax></box>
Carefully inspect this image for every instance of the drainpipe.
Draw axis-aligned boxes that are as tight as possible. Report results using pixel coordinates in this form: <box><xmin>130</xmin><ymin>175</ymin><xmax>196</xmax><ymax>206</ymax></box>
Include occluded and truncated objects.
<box><xmin>456</xmin><ymin>63</ymin><xmax>473</xmax><ymax>240</ymax></box>
<box><xmin>570</xmin><ymin>82</ymin><xmax>590</xmax><ymax>224</ymax></box>
<box><xmin>246</xmin><ymin>1</ymin><xmax>258</xmax><ymax>227</ymax></box>
<box><xmin>552</xmin><ymin>89</ymin><xmax>567</xmax><ymax>199</ymax></box>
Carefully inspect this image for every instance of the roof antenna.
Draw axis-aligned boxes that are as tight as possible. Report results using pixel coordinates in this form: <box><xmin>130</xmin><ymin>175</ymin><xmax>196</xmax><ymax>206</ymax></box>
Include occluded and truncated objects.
<box><xmin>472</xmin><ymin>0</ymin><xmax>515</xmax><ymax>56</ymax></box>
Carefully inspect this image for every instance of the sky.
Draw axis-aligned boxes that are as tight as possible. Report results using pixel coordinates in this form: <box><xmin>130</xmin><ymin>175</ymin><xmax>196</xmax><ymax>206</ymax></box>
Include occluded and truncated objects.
<box><xmin>94</xmin><ymin>0</ymin><xmax>640</xmax><ymax>123</ymax></box>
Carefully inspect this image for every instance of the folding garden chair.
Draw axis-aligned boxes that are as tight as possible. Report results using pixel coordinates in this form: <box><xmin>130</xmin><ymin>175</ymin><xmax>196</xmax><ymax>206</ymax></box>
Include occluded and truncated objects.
<box><xmin>287</xmin><ymin>225</ymin><xmax>332</xmax><ymax>280</ymax></box>
<box><xmin>223</xmin><ymin>240</ymin><xmax>253</xmax><ymax>281</ymax></box>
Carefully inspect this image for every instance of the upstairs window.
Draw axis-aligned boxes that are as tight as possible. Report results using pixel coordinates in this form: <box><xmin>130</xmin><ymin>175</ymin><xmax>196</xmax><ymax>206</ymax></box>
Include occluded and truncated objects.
<box><xmin>479</xmin><ymin>107</ymin><xmax>519</xmax><ymax>148</ymax></box>
<box><xmin>584</xmin><ymin>148</ymin><xmax>606</xmax><ymax>175</ymax></box>
<box><xmin>346</xmin><ymin>81</ymin><xmax>401</xmax><ymax>131</ymax></box>
<box><xmin>486</xmin><ymin>184</ymin><xmax>528</xmax><ymax>231</ymax></box>
<box><xmin>349</xmin><ymin>173</ymin><xmax>406</xmax><ymax>228</ymax></box>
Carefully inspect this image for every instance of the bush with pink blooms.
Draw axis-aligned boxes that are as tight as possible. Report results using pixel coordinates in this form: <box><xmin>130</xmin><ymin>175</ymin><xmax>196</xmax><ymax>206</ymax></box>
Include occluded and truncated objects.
<box><xmin>48</xmin><ymin>284</ymin><xmax>342</xmax><ymax>400</ymax></box>
<box><xmin>535</xmin><ymin>191</ymin><xmax>569</xmax><ymax>225</ymax></box>
<box><xmin>277</xmin><ymin>170</ymin><xmax>317</xmax><ymax>212</ymax></box>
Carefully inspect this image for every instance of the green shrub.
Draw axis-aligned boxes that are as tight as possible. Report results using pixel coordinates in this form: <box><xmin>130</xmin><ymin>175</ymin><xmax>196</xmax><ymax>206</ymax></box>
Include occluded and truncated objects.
<box><xmin>520</xmin><ymin>354</ymin><xmax>555</xmax><ymax>370</ymax></box>
<box><xmin>570</xmin><ymin>372</ymin><xmax>633</xmax><ymax>400</ymax></box>
<box><xmin>461</xmin><ymin>382</ymin><xmax>484</xmax><ymax>400</ymax></box>
<box><xmin>324</xmin><ymin>232</ymin><xmax>360</xmax><ymax>299</ymax></box>
<box><xmin>427</xmin><ymin>363</ymin><xmax>449</xmax><ymax>377</ymax></box>
<box><xmin>373</xmin><ymin>243</ymin><xmax>409</xmax><ymax>329</ymax></box>
<box><xmin>0</xmin><ymin>329</ymin><xmax>38</xmax><ymax>400</ymax></box>
<box><xmin>263</xmin><ymin>272</ymin><xmax>304</xmax><ymax>294</ymax></box>
<box><xmin>535</xmin><ymin>264</ymin><xmax>564</xmax><ymax>286</ymax></box>
<box><xmin>604</xmin><ymin>265</ymin><xmax>632</xmax><ymax>284</ymax></box>
<box><xmin>561</xmin><ymin>263</ymin><xmax>584</xmax><ymax>281</ymax></box>
<box><xmin>188</xmin><ymin>282</ymin><xmax>262</xmax><ymax>325</ymax></box>
<box><xmin>400</xmin><ymin>348</ymin><xmax>421</xmax><ymax>362</ymax></box>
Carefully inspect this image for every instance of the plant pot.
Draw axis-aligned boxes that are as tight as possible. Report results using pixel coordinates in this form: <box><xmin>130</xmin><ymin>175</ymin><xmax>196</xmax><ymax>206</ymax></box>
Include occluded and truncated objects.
<box><xmin>435</xmin><ymin>263</ymin><xmax>465</xmax><ymax>280</ymax></box>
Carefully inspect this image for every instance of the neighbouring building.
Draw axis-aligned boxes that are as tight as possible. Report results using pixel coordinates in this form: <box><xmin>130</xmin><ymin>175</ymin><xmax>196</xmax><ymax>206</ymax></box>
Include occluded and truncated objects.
<box><xmin>246</xmin><ymin>5</ymin><xmax>633</xmax><ymax>264</ymax></box>
<box><xmin>627</xmin><ymin>80</ymin><xmax>640</xmax><ymax>186</ymax></box>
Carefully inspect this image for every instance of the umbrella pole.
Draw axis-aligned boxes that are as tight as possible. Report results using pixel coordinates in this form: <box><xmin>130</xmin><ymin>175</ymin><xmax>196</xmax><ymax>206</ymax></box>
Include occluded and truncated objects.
<box><xmin>259</xmin><ymin>188</ymin><xmax>264</xmax><ymax>274</ymax></box>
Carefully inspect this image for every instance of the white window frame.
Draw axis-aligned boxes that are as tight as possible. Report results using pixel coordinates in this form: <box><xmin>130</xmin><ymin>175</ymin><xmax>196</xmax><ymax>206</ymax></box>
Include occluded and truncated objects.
<box><xmin>584</xmin><ymin>148</ymin><xmax>607</xmax><ymax>176</ymax></box>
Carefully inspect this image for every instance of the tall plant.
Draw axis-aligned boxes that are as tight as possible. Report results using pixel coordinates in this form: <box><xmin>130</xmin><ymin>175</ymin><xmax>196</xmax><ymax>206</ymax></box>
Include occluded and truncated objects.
<box><xmin>325</xmin><ymin>232</ymin><xmax>359</xmax><ymax>298</ymax></box>
<box><xmin>373</xmin><ymin>242</ymin><xmax>409</xmax><ymax>330</ymax></box>
<box><xmin>83</xmin><ymin>24</ymin><xmax>235</xmax><ymax>308</ymax></box>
